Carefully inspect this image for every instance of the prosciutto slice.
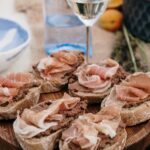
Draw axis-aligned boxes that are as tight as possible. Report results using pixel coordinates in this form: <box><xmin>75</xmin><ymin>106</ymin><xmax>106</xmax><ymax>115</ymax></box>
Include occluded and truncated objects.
<box><xmin>37</xmin><ymin>50</ymin><xmax>84</xmax><ymax>82</ymax></box>
<box><xmin>0</xmin><ymin>73</ymin><xmax>35</xmax><ymax>103</ymax></box>
<box><xmin>13</xmin><ymin>93</ymin><xmax>80</xmax><ymax>138</ymax></box>
<box><xmin>102</xmin><ymin>87</ymin><xmax>126</xmax><ymax>108</ymax></box>
<box><xmin>51</xmin><ymin>50</ymin><xmax>78</xmax><ymax>66</ymax></box>
<box><xmin>61</xmin><ymin>107</ymin><xmax>121</xmax><ymax>150</ymax></box>
<box><xmin>87</xmin><ymin>59</ymin><xmax>119</xmax><ymax>80</ymax></box>
<box><xmin>78</xmin><ymin>69</ymin><xmax>111</xmax><ymax>89</ymax></box>
<box><xmin>37</xmin><ymin>57</ymin><xmax>72</xmax><ymax>77</ymax></box>
<box><xmin>0</xmin><ymin>72</ymin><xmax>34</xmax><ymax>88</ymax></box>
<box><xmin>0</xmin><ymin>87</ymin><xmax>18</xmax><ymax>97</ymax></box>
<box><xmin>6</xmin><ymin>73</ymin><xmax>34</xmax><ymax>84</ymax></box>
<box><xmin>124</xmin><ymin>72</ymin><xmax>150</xmax><ymax>93</ymax></box>
<box><xmin>76</xmin><ymin>59</ymin><xmax>119</xmax><ymax>90</ymax></box>
<box><xmin>116</xmin><ymin>72</ymin><xmax>150</xmax><ymax>103</ymax></box>
<box><xmin>116</xmin><ymin>85</ymin><xmax>148</xmax><ymax>102</ymax></box>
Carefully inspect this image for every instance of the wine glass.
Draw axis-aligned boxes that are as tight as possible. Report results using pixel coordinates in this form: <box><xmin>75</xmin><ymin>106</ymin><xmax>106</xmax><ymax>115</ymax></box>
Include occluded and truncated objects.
<box><xmin>67</xmin><ymin>0</ymin><xmax>109</xmax><ymax>62</ymax></box>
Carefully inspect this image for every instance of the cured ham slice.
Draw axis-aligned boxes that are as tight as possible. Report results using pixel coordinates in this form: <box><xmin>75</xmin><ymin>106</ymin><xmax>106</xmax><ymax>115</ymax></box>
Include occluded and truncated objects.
<box><xmin>37</xmin><ymin>57</ymin><xmax>72</xmax><ymax>76</ymax></box>
<box><xmin>124</xmin><ymin>72</ymin><xmax>150</xmax><ymax>93</ymax></box>
<box><xmin>14</xmin><ymin>115</ymin><xmax>58</xmax><ymax>138</ymax></box>
<box><xmin>116</xmin><ymin>73</ymin><xmax>150</xmax><ymax>103</ymax></box>
<box><xmin>13</xmin><ymin>93</ymin><xmax>80</xmax><ymax>138</ymax></box>
<box><xmin>0</xmin><ymin>76</ymin><xmax>23</xmax><ymax>88</ymax></box>
<box><xmin>87</xmin><ymin>59</ymin><xmax>119</xmax><ymax>80</ymax></box>
<box><xmin>0</xmin><ymin>87</ymin><xmax>18</xmax><ymax>97</ymax></box>
<box><xmin>0</xmin><ymin>72</ymin><xmax>34</xmax><ymax>88</ymax></box>
<box><xmin>37</xmin><ymin>50</ymin><xmax>84</xmax><ymax>78</ymax></box>
<box><xmin>76</xmin><ymin>59</ymin><xmax>119</xmax><ymax>90</ymax></box>
<box><xmin>116</xmin><ymin>85</ymin><xmax>148</xmax><ymax>102</ymax></box>
<box><xmin>102</xmin><ymin>87</ymin><xmax>126</xmax><ymax>108</ymax></box>
<box><xmin>78</xmin><ymin>69</ymin><xmax>111</xmax><ymax>89</ymax></box>
<box><xmin>51</xmin><ymin>50</ymin><xmax>78</xmax><ymax>66</ymax></box>
<box><xmin>61</xmin><ymin>107</ymin><xmax>121</xmax><ymax>150</ymax></box>
<box><xmin>0</xmin><ymin>72</ymin><xmax>37</xmax><ymax>104</ymax></box>
<box><xmin>7</xmin><ymin>72</ymin><xmax>34</xmax><ymax>83</ymax></box>
<box><xmin>62</xmin><ymin>116</ymin><xmax>100</xmax><ymax>149</ymax></box>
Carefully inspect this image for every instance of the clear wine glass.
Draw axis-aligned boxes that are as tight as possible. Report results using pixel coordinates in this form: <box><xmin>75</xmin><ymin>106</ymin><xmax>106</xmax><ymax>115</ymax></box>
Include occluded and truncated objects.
<box><xmin>67</xmin><ymin>0</ymin><xmax>109</xmax><ymax>62</ymax></box>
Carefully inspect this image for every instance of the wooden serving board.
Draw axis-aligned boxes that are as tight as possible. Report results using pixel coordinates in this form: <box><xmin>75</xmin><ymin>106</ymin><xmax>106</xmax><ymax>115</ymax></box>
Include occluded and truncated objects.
<box><xmin>0</xmin><ymin>92</ymin><xmax>150</xmax><ymax>150</ymax></box>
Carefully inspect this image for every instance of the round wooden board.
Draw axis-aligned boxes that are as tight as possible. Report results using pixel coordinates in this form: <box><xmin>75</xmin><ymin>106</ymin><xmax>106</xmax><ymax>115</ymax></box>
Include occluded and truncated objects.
<box><xmin>0</xmin><ymin>92</ymin><xmax>150</xmax><ymax>150</ymax></box>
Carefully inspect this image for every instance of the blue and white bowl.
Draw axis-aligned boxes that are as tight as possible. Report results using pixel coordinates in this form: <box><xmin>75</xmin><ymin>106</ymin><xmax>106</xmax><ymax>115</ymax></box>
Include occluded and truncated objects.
<box><xmin>0</xmin><ymin>18</ymin><xmax>30</xmax><ymax>72</ymax></box>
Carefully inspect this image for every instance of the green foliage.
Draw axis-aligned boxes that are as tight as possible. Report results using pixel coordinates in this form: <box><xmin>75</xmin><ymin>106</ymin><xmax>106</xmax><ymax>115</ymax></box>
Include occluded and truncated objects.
<box><xmin>111</xmin><ymin>27</ymin><xmax>148</xmax><ymax>73</ymax></box>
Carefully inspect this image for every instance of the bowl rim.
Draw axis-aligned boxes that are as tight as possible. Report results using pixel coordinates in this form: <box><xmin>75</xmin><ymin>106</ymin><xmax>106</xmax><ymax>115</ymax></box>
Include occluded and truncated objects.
<box><xmin>0</xmin><ymin>17</ymin><xmax>30</xmax><ymax>55</ymax></box>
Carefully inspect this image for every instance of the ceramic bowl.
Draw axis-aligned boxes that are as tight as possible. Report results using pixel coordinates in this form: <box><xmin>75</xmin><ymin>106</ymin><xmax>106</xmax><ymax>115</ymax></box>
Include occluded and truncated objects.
<box><xmin>0</xmin><ymin>18</ymin><xmax>30</xmax><ymax>72</ymax></box>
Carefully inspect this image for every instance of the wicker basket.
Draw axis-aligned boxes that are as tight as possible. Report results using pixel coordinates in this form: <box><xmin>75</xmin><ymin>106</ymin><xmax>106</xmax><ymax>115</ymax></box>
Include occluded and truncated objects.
<box><xmin>123</xmin><ymin>0</ymin><xmax>150</xmax><ymax>42</ymax></box>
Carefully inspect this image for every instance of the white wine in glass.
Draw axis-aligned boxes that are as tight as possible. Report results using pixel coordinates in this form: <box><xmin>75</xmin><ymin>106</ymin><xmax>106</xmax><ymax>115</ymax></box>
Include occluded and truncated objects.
<box><xmin>67</xmin><ymin>0</ymin><xmax>109</xmax><ymax>62</ymax></box>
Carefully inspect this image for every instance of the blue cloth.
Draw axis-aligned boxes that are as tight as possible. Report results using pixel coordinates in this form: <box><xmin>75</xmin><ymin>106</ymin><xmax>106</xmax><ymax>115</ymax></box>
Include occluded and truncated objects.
<box><xmin>45</xmin><ymin>43</ymin><xmax>92</xmax><ymax>56</ymax></box>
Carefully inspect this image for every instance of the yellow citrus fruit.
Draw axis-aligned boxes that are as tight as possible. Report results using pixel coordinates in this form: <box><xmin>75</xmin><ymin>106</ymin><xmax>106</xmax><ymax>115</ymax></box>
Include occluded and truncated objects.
<box><xmin>108</xmin><ymin>0</ymin><xmax>123</xmax><ymax>9</ymax></box>
<box><xmin>98</xmin><ymin>9</ymin><xmax>123</xmax><ymax>32</ymax></box>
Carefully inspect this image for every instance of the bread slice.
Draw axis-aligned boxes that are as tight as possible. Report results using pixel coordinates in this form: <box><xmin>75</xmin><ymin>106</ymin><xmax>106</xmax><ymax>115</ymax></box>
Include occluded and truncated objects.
<box><xmin>121</xmin><ymin>100</ymin><xmax>150</xmax><ymax>126</ymax></box>
<box><xmin>101</xmin><ymin>88</ymin><xmax>150</xmax><ymax>126</ymax></box>
<box><xmin>33</xmin><ymin>64</ymin><xmax>69</xmax><ymax>93</ymax></box>
<box><xmin>0</xmin><ymin>87</ymin><xmax>40</xmax><ymax>120</ymax></box>
<box><xmin>69</xmin><ymin>67</ymin><xmax>127</xmax><ymax>104</ymax></box>
<box><xmin>15</xmin><ymin>129</ymin><xmax>62</xmax><ymax>150</ymax></box>
<box><xmin>98</xmin><ymin>127</ymin><xmax>127</xmax><ymax>150</ymax></box>
<box><xmin>59</xmin><ymin>126</ymin><xmax>127</xmax><ymax>150</ymax></box>
<box><xmin>33</xmin><ymin>50</ymin><xmax>85</xmax><ymax>93</ymax></box>
<box><xmin>69</xmin><ymin>88</ymin><xmax>110</xmax><ymax>104</ymax></box>
<box><xmin>13</xmin><ymin>96</ymin><xmax>87</xmax><ymax>150</ymax></box>
<box><xmin>60</xmin><ymin>104</ymin><xmax>127</xmax><ymax>150</ymax></box>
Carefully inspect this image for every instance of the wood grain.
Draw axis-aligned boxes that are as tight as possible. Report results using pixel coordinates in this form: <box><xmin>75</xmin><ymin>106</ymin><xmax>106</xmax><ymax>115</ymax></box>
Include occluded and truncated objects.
<box><xmin>0</xmin><ymin>92</ymin><xmax>150</xmax><ymax>150</ymax></box>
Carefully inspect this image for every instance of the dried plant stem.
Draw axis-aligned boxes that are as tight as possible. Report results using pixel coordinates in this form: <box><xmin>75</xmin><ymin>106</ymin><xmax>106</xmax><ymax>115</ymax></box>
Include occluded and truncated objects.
<box><xmin>123</xmin><ymin>25</ymin><xmax>138</xmax><ymax>72</ymax></box>
<box><xmin>129</xmin><ymin>33</ymin><xmax>149</xmax><ymax>70</ymax></box>
<box><xmin>135</xmin><ymin>40</ymin><xmax>148</xmax><ymax>64</ymax></box>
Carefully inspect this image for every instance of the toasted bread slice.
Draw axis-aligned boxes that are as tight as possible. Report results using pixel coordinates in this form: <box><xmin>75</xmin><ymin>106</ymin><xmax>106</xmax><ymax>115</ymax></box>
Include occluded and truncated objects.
<box><xmin>69</xmin><ymin>66</ymin><xmax>127</xmax><ymax>104</ymax></box>
<box><xmin>101</xmin><ymin>88</ymin><xmax>150</xmax><ymax>126</ymax></box>
<box><xmin>99</xmin><ymin>127</ymin><xmax>127</xmax><ymax>150</ymax></box>
<box><xmin>69</xmin><ymin>88</ymin><xmax>110</xmax><ymax>103</ymax></box>
<box><xmin>0</xmin><ymin>87</ymin><xmax>40</xmax><ymax>120</ymax></box>
<box><xmin>121</xmin><ymin>101</ymin><xmax>150</xmax><ymax>126</ymax></box>
<box><xmin>60</xmin><ymin>105</ymin><xmax>127</xmax><ymax>150</ymax></box>
<box><xmin>33</xmin><ymin>50</ymin><xmax>85</xmax><ymax>93</ymax></box>
<box><xmin>15</xmin><ymin>129</ymin><xmax>62</xmax><ymax>150</ymax></box>
<box><xmin>60</xmin><ymin>127</ymin><xmax>127</xmax><ymax>150</ymax></box>
<box><xmin>13</xmin><ymin>94</ymin><xmax>87</xmax><ymax>150</ymax></box>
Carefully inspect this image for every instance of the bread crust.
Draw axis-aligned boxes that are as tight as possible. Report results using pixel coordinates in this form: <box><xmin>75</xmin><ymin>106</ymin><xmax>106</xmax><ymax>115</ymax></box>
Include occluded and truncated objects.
<box><xmin>101</xmin><ymin>90</ymin><xmax>150</xmax><ymax>126</ymax></box>
<box><xmin>103</xmin><ymin>128</ymin><xmax>127</xmax><ymax>150</ymax></box>
<box><xmin>0</xmin><ymin>87</ymin><xmax>40</xmax><ymax>120</ymax></box>
<box><xmin>121</xmin><ymin>101</ymin><xmax>150</xmax><ymax>126</ymax></box>
<box><xmin>59</xmin><ymin>127</ymin><xmax>127</xmax><ymax>150</ymax></box>
<box><xmin>39</xmin><ymin>79</ymin><xmax>66</xmax><ymax>93</ymax></box>
<box><xmin>69</xmin><ymin>89</ymin><xmax>110</xmax><ymax>104</ymax></box>
<box><xmin>15</xmin><ymin>130</ymin><xmax>61</xmax><ymax>150</ymax></box>
<box><xmin>32</xmin><ymin>66</ymin><xmax>67</xmax><ymax>93</ymax></box>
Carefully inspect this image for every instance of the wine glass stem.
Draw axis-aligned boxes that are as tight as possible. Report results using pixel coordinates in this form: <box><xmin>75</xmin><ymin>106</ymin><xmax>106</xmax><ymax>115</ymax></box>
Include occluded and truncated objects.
<box><xmin>86</xmin><ymin>26</ymin><xmax>91</xmax><ymax>63</ymax></box>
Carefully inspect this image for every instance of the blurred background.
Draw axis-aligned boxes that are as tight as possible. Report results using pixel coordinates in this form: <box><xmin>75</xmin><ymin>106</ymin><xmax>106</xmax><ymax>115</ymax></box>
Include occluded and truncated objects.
<box><xmin>0</xmin><ymin>0</ymin><xmax>150</xmax><ymax>74</ymax></box>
